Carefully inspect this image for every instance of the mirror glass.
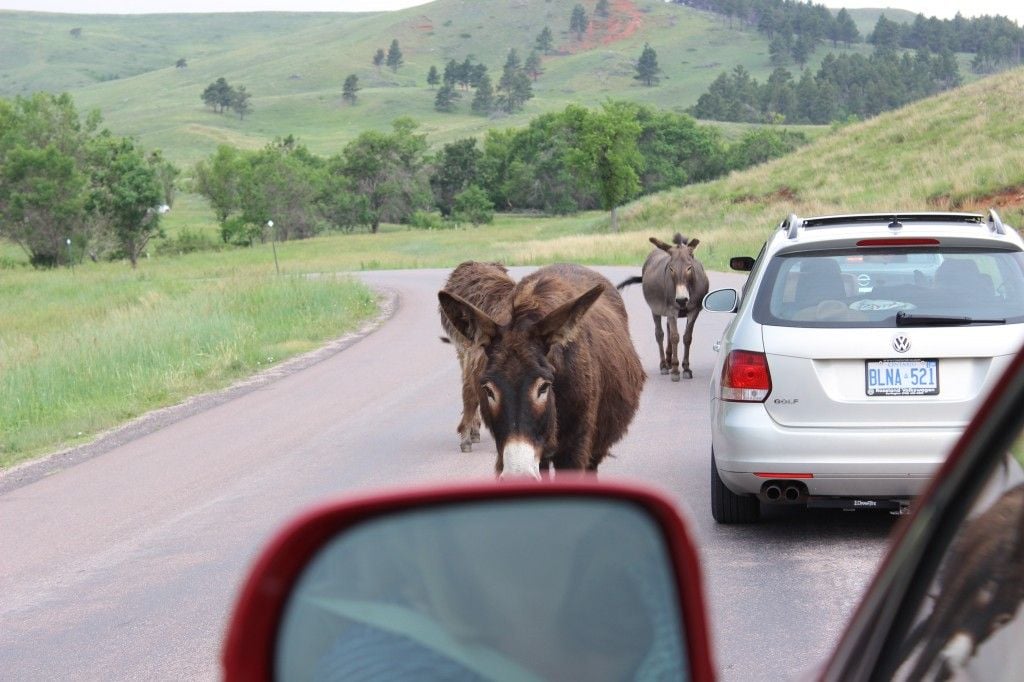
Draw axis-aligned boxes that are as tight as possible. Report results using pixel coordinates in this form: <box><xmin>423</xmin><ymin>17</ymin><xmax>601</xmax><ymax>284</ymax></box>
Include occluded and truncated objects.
<box><xmin>703</xmin><ymin>288</ymin><xmax>738</xmax><ymax>313</ymax></box>
<box><xmin>730</xmin><ymin>256</ymin><xmax>755</xmax><ymax>272</ymax></box>
<box><xmin>275</xmin><ymin>497</ymin><xmax>688</xmax><ymax>681</ymax></box>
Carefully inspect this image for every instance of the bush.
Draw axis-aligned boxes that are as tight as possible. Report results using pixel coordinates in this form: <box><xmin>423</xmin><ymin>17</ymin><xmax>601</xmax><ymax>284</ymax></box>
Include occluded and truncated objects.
<box><xmin>726</xmin><ymin>128</ymin><xmax>808</xmax><ymax>171</ymax></box>
<box><xmin>407</xmin><ymin>210</ymin><xmax>449</xmax><ymax>230</ymax></box>
<box><xmin>154</xmin><ymin>228</ymin><xmax>222</xmax><ymax>256</ymax></box>
<box><xmin>452</xmin><ymin>185</ymin><xmax>494</xmax><ymax>226</ymax></box>
<box><xmin>220</xmin><ymin>217</ymin><xmax>265</xmax><ymax>246</ymax></box>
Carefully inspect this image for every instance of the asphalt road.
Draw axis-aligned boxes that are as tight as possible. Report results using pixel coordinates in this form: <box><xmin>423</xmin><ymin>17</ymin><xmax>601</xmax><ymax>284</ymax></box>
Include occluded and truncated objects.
<box><xmin>0</xmin><ymin>265</ymin><xmax>896</xmax><ymax>680</ymax></box>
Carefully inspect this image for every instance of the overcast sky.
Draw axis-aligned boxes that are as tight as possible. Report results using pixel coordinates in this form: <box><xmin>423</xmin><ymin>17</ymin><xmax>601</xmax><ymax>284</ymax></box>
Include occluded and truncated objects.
<box><xmin>0</xmin><ymin>0</ymin><xmax>1020</xmax><ymax>25</ymax></box>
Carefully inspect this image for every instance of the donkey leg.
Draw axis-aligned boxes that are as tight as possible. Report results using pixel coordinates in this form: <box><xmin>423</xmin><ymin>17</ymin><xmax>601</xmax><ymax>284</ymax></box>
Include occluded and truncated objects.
<box><xmin>681</xmin><ymin>312</ymin><xmax>697</xmax><ymax>379</ymax></box>
<box><xmin>667</xmin><ymin>314</ymin><xmax>682</xmax><ymax>381</ymax></box>
<box><xmin>457</xmin><ymin>355</ymin><xmax>478</xmax><ymax>452</ymax></box>
<box><xmin>652</xmin><ymin>314</ymin><xmax>669</xmax><ymax>374</ymax></box>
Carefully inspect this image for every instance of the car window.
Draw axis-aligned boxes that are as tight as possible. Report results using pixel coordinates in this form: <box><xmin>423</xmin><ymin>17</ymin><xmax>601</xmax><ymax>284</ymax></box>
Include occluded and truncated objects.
<box><xmin>889</xmin><ymin>442</ymin><xmax>1024</xmax><ymax>681</ymax></box>
<box><xmin>754</xmin><ymin>249</ymin><xmax>1024</xmax><ymax>327</ymax></box>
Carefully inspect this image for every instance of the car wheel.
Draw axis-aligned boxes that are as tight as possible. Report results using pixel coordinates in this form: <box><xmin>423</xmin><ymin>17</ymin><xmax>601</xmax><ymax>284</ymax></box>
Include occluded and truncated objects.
<box><xmin>711</xmin><ymin>450</ymin><xmax>760</xmax><ymax>524</ymax></box>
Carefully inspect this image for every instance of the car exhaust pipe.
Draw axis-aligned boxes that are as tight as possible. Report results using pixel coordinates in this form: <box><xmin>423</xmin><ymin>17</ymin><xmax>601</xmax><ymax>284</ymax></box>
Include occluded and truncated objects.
<box><xmin>764</xmin><ymin>484</ymin><xmax>782</xmax><ymax>501</ymax></box>
<box><xmin>784</xmin><ymin>485</ymin><xmax>803</xmax><ymax>502</ymax></box>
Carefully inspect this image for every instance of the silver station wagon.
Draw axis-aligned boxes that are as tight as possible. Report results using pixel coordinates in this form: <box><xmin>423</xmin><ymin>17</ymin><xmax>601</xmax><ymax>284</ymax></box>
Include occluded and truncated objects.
<box><xmin>703</xmin><ymin>211</ymin><xmax>1024</xmax><ymax>523</ymax></box>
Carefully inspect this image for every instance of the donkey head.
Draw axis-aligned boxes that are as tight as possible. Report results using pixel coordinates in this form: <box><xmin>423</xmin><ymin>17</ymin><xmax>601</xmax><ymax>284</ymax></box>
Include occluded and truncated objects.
<box><xmin>650</xmin><ymin>234</ymin><xmax>700</xmax><ymax>310</ymax></box>
<box><xmin>438</xmin><ymin>285</ymin><xmax>604</xmax><ymax>480</ymax></box>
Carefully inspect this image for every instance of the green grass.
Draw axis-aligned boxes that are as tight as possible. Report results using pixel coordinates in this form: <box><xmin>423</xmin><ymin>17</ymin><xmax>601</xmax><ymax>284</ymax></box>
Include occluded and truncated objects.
<box><xmin>0</xmin><ymin>266</ymin><xmax>375</xmax><ymax>468</ymax></box>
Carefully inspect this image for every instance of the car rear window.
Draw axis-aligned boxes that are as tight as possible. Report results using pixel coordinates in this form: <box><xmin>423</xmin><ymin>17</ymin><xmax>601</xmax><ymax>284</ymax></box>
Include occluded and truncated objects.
<box><xmin>753</xmin><ymin>248</ymin><xmax>1024</xmax><ymax>327</ymax></box>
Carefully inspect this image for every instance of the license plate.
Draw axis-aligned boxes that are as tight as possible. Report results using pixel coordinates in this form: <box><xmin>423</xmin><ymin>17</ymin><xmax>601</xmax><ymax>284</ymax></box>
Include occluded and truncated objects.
<box><xmin>865</xmin><ymin>359</ymin><xmax>939</xmax><ymax>396</ymax></box>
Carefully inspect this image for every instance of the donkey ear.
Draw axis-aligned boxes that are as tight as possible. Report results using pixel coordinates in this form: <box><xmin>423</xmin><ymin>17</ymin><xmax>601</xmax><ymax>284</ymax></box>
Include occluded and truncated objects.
<box><xmin>649</xmin><ymin>237</ymin><xmax>672</xmax><ymax>252</ymax></box>
<box><xmin>687</xmin><ymin>238</ymin><xmax>700</xmax><ymax>252</ymax></box>
<box><xmin>534</xmin><ymin>284</ymin><xmax>604</xmax><ymax>349</ymax></box>
<box><xmin>438</xmin><ymin>290</ymin><xmax>499</xmax><ymax>347</ymax></box>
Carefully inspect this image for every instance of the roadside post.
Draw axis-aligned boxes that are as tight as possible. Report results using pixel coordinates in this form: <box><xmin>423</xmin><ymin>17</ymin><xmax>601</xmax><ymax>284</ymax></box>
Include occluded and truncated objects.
<box><xmin>268</xmin><ymin>220</ymin><xmax>280</xmax><ymax>276</ymax></box>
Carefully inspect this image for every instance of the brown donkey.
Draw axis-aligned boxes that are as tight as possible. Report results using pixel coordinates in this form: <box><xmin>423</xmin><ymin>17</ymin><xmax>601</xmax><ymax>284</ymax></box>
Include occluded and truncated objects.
<box><xmin>439</xmin><ymin>264</ymin><xmax>645</xmax><ymax>479</ymax></box>
<box><xmin>618</xmin><ymin>234</ymin><xmax>709</xmax><ymax>380</ymax></box>
<box><xmin>438</xmin><ymin>261</ymin><xmax>516</xmax><ymax>452</ymax></box>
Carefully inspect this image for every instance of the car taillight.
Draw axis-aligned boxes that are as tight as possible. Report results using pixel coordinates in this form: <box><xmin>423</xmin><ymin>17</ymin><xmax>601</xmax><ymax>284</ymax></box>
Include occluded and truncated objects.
<box><xmin>721</xmin><ymin>350</ymin><xmax>771</xmax><ymax>402</ymax></box>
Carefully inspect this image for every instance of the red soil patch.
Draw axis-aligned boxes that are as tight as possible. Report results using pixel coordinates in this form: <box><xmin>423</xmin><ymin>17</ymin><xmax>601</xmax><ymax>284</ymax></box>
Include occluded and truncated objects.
<box><xmin>928</xmin><ymin>185</ymin><xmax>1024</xmax><ymax>212</ymax></box>
<box><xmin>561</xmin><ymin>0</ymin><xmax>644</xmax><ymax>55</ymax></box>
<box><xmin>411</xmin><ymin>15</ymin><xmax>433</xmax><ymax>31</ymax></box>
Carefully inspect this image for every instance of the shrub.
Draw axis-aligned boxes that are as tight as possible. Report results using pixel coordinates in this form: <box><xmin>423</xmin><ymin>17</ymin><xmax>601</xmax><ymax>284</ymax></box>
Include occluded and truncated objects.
<box><xmin>154</xmin><ymin>228</ymin><xmax>222</xmax><ymax>256</ymax></box>
<box><xmin>407</xmin><ymin>210</ymin><xmax>449</xmax><ymax>230</ymax></box>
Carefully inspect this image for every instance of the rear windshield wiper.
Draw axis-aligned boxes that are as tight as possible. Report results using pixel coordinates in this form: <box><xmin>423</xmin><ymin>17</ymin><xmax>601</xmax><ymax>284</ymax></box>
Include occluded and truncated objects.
<box><xmin>895</xmin><ymin>311</ymin><xmax>1006</xmax><ymax>326</ymax></box>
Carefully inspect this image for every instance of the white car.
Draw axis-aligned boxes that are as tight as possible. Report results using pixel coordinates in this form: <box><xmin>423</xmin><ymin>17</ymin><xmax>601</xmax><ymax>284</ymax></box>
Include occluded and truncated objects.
<box><xmin>703</xmin><ymin>210</ymin><xmax>1024</xmax><ymax>523</ymax></box>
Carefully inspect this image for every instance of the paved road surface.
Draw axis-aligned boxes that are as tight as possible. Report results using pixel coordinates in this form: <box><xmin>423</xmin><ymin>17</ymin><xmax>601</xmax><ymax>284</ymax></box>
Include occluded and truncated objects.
<box><xmin>0</xmin><ymin>266</ymin><xmax>896</xmax><ymax>680</ymax></box>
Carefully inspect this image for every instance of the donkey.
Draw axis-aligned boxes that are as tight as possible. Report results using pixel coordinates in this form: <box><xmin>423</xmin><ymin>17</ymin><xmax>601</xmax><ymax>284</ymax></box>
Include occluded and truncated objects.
<box><xmin>438</xmin><ymin>264</ymin><xmax>645</xmax><ymax>479</ymax></box>
<box><xmin>438</xmin><ymin>261</ymin><xmax>516</xmax><ymax>453</ymax></box>
<box><xmin>618</xmin><ymin>234</ymin><xmax>709</xmax><ymax>381</ymax></box>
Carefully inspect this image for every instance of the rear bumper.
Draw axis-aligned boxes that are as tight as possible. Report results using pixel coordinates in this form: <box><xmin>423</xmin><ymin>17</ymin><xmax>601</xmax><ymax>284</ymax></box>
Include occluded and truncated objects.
<box><xmin>712</xmin><ymin>400</ymin><xmax>961</xmax><ymax>497</ymax></box>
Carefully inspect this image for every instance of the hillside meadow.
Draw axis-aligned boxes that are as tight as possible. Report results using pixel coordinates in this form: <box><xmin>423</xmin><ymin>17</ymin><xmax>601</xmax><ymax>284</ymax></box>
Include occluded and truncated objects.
<box><xmin>2</xmin><ymin>0</ymin><xmax>888</xmax><ymax>166</ymax></box>
<box><xmin>2</xmin><ymin>11</ymin><xmax>1023</xmax><ymax>469</ymax></box>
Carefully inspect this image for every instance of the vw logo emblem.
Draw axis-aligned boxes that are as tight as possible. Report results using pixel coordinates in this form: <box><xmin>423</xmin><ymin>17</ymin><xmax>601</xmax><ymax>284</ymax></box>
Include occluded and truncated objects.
<box><xmin>892</xmin><ymin>335</ymin><xmax>911</xmax><ymax>353</ymax></box>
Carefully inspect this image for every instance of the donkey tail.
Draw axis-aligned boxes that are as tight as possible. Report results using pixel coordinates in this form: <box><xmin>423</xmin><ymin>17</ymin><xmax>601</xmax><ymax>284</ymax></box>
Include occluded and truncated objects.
<box><xmin>616</xmin><ymin>275</ymin><xmax>643</xmax><ymax>291</ymax></box>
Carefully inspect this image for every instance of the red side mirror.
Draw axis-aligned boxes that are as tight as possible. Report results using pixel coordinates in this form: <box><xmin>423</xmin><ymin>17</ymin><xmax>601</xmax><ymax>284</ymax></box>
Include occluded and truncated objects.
<box><xmin>223</xmin><ymin>478</ymin><xmax>715</xmax><ymax>681</ymax></box>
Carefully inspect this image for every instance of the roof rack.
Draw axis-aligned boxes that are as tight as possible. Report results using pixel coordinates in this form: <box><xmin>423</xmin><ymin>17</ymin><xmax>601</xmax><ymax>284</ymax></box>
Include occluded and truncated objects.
<box><xmin>988</xmin><ymin>209</ymin><xmax>1007</xmax><ymax>235</ymax></box>
<box><xmin>781</xmin><ymin>213</ymin><xmax>803</xmax><ymax>240</ymax></box>
<box><xmin>779</xmin><ymin>212</ymin><xmax>990</xmax><ymax>240</ymax></box>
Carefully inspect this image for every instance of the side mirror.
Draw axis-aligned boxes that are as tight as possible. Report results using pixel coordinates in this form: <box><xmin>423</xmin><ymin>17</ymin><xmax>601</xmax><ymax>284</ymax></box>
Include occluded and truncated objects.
<box><xmin>730</xmin><ymin>256</ymin><xmax>755</xmax><ymax>272</ymax></box>
<box><xmin>703</xmin><ymin>288</ymin><xmax>739</xmax><ymax>313</ymax></box>
<box><xmin>223</xmin><ymin>480</ymin><xmax>715</xmax><ymax>681</ymax></box>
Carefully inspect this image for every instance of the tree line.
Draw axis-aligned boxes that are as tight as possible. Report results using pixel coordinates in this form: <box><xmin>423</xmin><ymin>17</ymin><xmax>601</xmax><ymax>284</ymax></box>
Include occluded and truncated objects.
<box><xmin>193</xmin><ymin>103</ymin><xmax>806</xmax><ymax>241</ymax></box>
<box><xmin>867</xmin><ymin>13</ymin><xmax>1023</xmax><ymax>73</ymax></box>
<box><xmin>0</xmin><ymin>93</ymin><xmax>178</xmax><ymax>268</ymax></box>
<box><xmin>679</xmin><ymin>0</ymin><xmax>1023</xmax><ymax>74</ymax></box>
<box><xmin>691</xmin><ymin>49</ymin><xmax>961</xmax><ymax>124</ymax></box>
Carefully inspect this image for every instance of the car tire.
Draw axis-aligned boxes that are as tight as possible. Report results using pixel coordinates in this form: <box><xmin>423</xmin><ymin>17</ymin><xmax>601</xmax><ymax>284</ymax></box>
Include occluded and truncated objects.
<box><xmin>711</xmin><ymin>450</ymin><xmax>760</xmax><ymax>524</ymax></box>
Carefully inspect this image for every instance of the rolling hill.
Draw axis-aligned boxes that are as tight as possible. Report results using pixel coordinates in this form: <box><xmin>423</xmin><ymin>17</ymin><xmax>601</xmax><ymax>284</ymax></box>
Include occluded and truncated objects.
<box><xmin>1</xmin><ymin>0</ymin><xmax>885</xmax><ymax>165</ymax></box>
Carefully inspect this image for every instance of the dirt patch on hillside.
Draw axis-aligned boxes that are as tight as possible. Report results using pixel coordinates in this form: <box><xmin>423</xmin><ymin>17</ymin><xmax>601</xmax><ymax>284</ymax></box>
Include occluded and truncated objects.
<box><xmin>410</xmin><ymin>14</ymin><xmax>433</xmax><ymax>31</ymax></box>
<box><xmin>732</xmin><ymin>186</ymin><xmax>801</xmax><ymax>205</ymax></box>
<box><xmin>561</xmin><ymin>0</ymin><xmax>644</xmax><ymax>54</ymax></box>
<box><xmin>928</xmin><ymin>185</ymin><xmax>1024</xmax><ymax>212</ymax></box>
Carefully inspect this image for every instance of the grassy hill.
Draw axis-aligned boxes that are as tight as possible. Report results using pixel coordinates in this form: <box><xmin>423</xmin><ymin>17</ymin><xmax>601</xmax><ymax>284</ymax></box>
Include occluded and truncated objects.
<box><xmin>1</xmin><ymin>0</ymin><xmax>882</xmax><ymax>166</ymax></box>
<box><xmin>609</xmin><ymin>66</ymin><xmax>1024</xmax><ymax>266</ymax></box>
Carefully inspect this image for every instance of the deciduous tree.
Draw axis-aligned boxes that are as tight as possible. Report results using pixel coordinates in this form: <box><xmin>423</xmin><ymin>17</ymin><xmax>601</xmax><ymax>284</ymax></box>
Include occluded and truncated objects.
<box><xmin>88</xmin><ymin>134</ymin><xmax>164</xmax><ymax>269</ymax></box>
<box><xmin>566</xmin><ymin>102</ymin><xmax>641</xmax><ymax>232</ymax></box>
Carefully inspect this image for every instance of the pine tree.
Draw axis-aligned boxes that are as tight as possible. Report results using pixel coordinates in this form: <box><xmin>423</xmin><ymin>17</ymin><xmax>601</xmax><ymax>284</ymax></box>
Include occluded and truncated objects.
<box><xmin>434</xmin><ymin>83</ymin><xmax>460</xmax><ymax>112</ymax></box>
<box><xmin>570</xmin><ymin>4</ymin><xmax>589</xmax><ymax>41</ymax></box>
<box><xmin>634</xmin><ymin>43</ymin><xmax>661</xmax><ymax>86</ymax></box>
<box><xmin>342</xmin><ymin>74</ymin><xmax>360</xmax><ymax>105</ymax></box>
<box><xmin>471</xmin><ymin>74</ymin><xmax>494</xmax><ymax>115</ymax></box>
<box><xmin>525</xmin><ymin>51</ymin><xmax>543</xmax><ymax>81</ymax></box>
<box><xmin>595</xmin><ymin>0</ymin><xmax>610</xmax><ymax>18</ymax></box>
<box><xmin>792</xmin><ymin>39</ymin><xmax>810</xmax><ymax>68</ymax></box>
<box><xmin>427</xmin><ymin>65</ymin><xmax>440</xmax><ymax>88</ymax></box>
<box><xmin>372</xmin><ymin>48</ymin><xmax>385</xmax><ymax>69</ymax></box>
<box><xmin>535</xmin><ymin>26</ymin><xmax>554</xmax><ymax>54</ymax></box>
<box><xmin>386</xmin><ymin>39</ymin><xmax>403</xmax><ymax>72</ymax></box>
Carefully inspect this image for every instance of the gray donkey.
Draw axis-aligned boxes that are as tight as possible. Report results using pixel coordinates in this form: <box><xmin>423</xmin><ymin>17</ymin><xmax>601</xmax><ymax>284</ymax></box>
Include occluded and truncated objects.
<box><xmin>618</xmin><ymin>234</ymin><xmax>709</xmax><ymax>380</ymax></box>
